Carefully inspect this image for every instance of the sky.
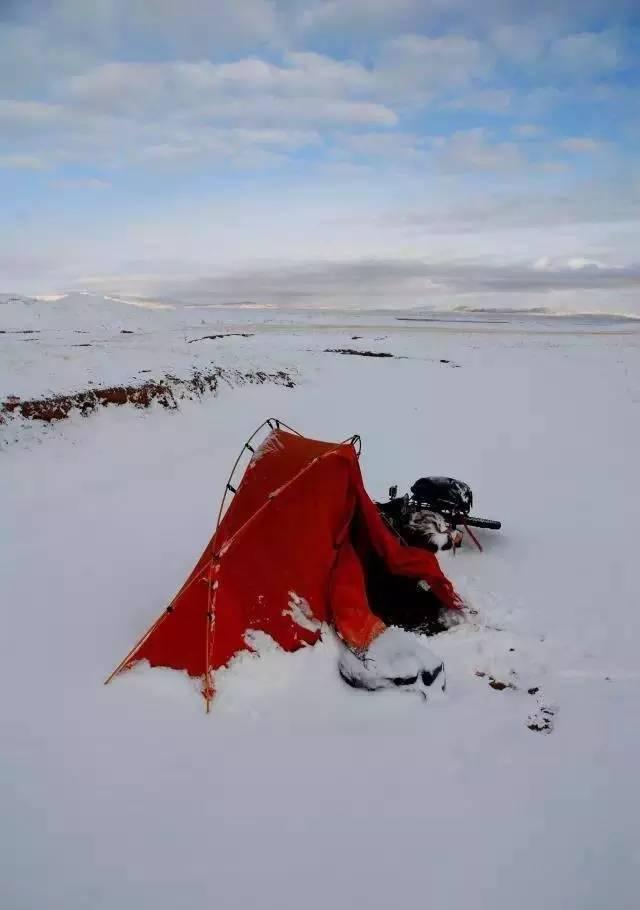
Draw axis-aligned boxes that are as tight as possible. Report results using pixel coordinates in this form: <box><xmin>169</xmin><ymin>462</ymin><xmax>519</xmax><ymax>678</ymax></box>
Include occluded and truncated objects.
<box><xmin>1</xmin><ymin>0</ymin><xmax>639</xmax><ymax>310</ymax></box>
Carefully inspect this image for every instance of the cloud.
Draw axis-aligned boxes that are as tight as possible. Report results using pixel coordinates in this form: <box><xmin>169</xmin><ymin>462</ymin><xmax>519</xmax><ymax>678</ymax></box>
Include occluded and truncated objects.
<box><xmin>548</xmin><ymin>30</ymin><xmax>625</xmax><ymax>77</ymax></box>
<box><xmin>378</xmin><ymin>34</ymin><xmax>493</xmax><ymax>101</ymax></box>
<box><xmin>490</xmin><ymin>24</ymin><xmax>547</xmax><ymax>63</ymax></box>
<box><xmin>297</xmin><ymin>0</ymin><xmax>423</xmax><ymax>34</ymax></box>
<box><xmin>490</xmin><ymin>25</ymin><xmax>629</xmax><ymax>85</ymax></box>
<box><xmin>0</xmin><ymin>21</ymin><xmax>96</xmax><ymax>98</ymax></box>
<box><xmin>123</xmin><ymin>0</ymin><xmax>279</xmax><ymax>52</ymax></box>
<box><xmin>64</xmin><ymin>54</ymin><xmax>378</xmax><ymax>112</ymax></box>
<box><xmin>397</xmin><ymin>179</ymin><xmax>640</xmax><ymax>233</ymax></box>
<box><xmin>195</xmin><ymin>96</ymin><xmax>396</xmax><ymax>126</ymax></box>
<box><xmin>333</xmin><ymin>126</ymin><xmax>527</xmax><ymax>173</ymax></box>
<box><xmin>444</xmin><ymin>89</ymin><xmax>512</xmax><ymax>112</ymax></box>
<box><xmin>0</xmin><ymin>100</ymin><xmax>67</xmax><ymax>127</ymax></box>
<box><xmin>539</xmin><ymin>160</ymin><xmax>570</xmax><ymax>174</ymax></box>
<box><xmin>533</xmin><ymin>255</ymin><xmax>607</xmax><ymax>271</ymax></box>
<box><xmin>2</xmin><ymin>0</ymin><xmax>280</xmax><ymax>59</ymax></box>
<box><xmin>78</xmin><ymin>256</ymin><xmax>640</xmax><ymax>310</ymax></box>
<box><xmin>133</xmin><ymin>127</ymin><xmax>321</xmax><ymax>170</ymax></box>
<box><xmin>558</xmin><ymin>136</ymin><xmax>606</xmax><ymax>153</ymax></box>
<box><xmin>296</xmin><ymin>0</ymin><xmax>638</xmax><ymax>44</ymax></box>
<box><xmin>434</xmin><ymin>129</ymin><xmax>523</xmax><ymax>173</ymax></box>
<box><xmin>1</xmin><ymin>2</ymin><xmax>638</xmax><ymax>305</ymax></box>
<box><xmin>513</xmin><ymin>123</ymin><xmax>544</xmax><ymax>138</ymax></box>
<box><xmin>49</xmin><ymin>177</ymin><xmax>111</xmax><ymax>189</ymax></box>
<box><xmin>0</xmin><ymin>249</ymin><xmax>64</xmax><ymax>281</ymax></box>
<box><xmin>337</xmin><ymin>131</ymin><xmax>425</xmax><ymax>161</ymax></box>
<box><xmin>0</xmin><ymin>153</ymin><xmax>47</xmax><ymax>170</ymax></box>
<box><xmin>63</xmin><ymin>55</ymin><xmax>394</xmax><ymax>127</ymax></box>
<box><xmin>0</xmin><ymin>52</ymin><xmax>396</xmax><ymax>173</ymax></box>
<box><xmin>1</xmin><ymin>7</ymin><xmax>633</xmax><ymax>179</ymax></box>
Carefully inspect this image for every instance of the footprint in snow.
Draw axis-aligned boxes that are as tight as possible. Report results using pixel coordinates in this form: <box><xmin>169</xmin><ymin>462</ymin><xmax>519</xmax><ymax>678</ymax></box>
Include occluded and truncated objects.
<box><xmin>527</xmin><ymin>703</ymin><xmax>557</xmax><ymax>734</ymax></box>
<box><xmin>475</xmin><ymin>671</ymin><xmax>557</xmax><ymax>733</ymax></box>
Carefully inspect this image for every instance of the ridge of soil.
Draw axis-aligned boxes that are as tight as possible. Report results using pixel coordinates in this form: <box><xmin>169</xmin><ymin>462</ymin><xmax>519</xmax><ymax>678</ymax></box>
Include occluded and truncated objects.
<box><xmin>1</xmin><ymin>367</ymin><xmax>295</xmax><ymax>425</ymax></box>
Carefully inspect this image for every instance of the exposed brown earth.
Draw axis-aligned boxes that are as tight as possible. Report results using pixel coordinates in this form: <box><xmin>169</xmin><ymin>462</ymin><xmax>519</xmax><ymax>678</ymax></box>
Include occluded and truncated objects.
<box><xmin>1</xmin><ymin>367</ymin><xmax>295</xmax><ymax>425</ymax></box>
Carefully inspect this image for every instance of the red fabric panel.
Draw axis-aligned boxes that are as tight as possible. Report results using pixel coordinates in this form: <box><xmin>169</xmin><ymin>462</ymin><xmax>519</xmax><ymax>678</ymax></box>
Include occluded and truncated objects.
<box><xmin>217</xmin><ymin>430</ymin><xmax>341</xmax><ymax>542</ymax></box>
<box><xmin>350</xmin><ymin>471</ymin><xmax>463</xmax><ymax>611</ymax></box>
<box><xmin>125</xmin><ymin>566</ymin><xmax>210</xmax><ymax>675</ymax></box>
<box><xmin>330</xmin><ymin>538</ymin><xmax>386</xmax><ymax>651</ymax></box>
<box><xmin>209</xmin><ymin>450</ymin><xmax>355</xmax><ymax>668</ymax></box>
<box><xmin>122</xmin><ymin>434</ymin><xmax>360</xmax><ymax>677</ymax></box>
<box><xmin>173</xmin><ymin>430</ymin><xmax>343</xmax><ymax>590</ymax></box>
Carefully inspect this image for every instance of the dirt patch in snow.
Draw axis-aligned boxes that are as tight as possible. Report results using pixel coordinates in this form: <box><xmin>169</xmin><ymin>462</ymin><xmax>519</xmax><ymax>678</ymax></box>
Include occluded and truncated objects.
<box><xmin>323</xmin><ymin>348</ymin><xmax>462</xmax><ymax>368</ymax></box>
<box><xmin>324</xmin><ymin>348</ymin><xmax>401</xmax><ymax>359</ymax></box>
<box><xmin>188</xmin><ymin>333</ymin><xmax>255</xmax><ymax>343</ymax></box>
<box><xmin>1</xmin><ymin>367</ymin><xmax>295</xmax><ymax>425</ymax></box>
<box><xmin>475</xmin><ymin>670</ymin><xmax>518</xmax><ymax>691</ymax></box>
<box><xmin>527</xmin><ymin>704</ymin><xmax>556</xmax><ymax>734</ymax></box>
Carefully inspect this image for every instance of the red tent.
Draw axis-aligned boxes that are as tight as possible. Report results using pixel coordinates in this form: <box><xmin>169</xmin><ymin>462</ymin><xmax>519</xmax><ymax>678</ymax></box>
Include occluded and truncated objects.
<box><xmin>107</xmin><ymin>420</ymin><xmax>460</xmax><ymax>709</ymax></box>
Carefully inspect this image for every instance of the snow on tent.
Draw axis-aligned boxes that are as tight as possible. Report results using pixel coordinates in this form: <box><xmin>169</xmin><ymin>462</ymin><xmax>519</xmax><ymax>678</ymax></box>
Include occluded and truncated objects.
<box><xmin>106</xmin><ymin>419</ymin><xmax>460</xmax><ymax>710</ymax></box>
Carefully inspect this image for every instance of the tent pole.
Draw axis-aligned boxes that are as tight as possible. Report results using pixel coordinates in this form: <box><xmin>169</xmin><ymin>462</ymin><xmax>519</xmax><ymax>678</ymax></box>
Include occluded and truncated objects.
<box><xmin>203</xmin><ymin>558</ymin><xmax>216</xmax><ymax>712</ymax></box>
<box><xmin>104</xmin><ymin>609</ymin><xmax>172</xmax><ymax>685</ymax></box>
<box><xmin>212</xmin><ymin>417</ymin><xmax>301</xmax><ymax>536</ymax></box>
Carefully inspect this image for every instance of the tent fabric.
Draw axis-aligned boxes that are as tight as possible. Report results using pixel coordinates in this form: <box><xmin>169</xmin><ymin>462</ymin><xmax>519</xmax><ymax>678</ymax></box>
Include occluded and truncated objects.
<box><xmin>109</xmin><ymin>427</ymin><xmax>460</xmax><ymax>707</ymax></box>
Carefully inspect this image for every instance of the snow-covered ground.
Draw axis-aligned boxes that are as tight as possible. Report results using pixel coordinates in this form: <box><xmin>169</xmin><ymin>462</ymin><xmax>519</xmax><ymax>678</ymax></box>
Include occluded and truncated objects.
<box><xmin>2</xmin><ymin>294</ymin><xmax>640</xmax><ymax>909</ymax></box>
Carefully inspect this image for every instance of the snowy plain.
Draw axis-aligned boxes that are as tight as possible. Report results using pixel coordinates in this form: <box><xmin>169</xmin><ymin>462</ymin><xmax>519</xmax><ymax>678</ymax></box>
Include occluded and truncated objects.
<box><xmin>2</xmin><ymin>293</ymin><xmax>640</xmax><ymax>909</ymax></box>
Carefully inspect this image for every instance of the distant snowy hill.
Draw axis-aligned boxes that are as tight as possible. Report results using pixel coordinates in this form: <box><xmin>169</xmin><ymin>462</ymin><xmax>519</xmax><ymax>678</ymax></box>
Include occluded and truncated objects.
<box><xmin>0</xmin><ymin>291</ymin><xmax>296</xmax><ymax>400</ymax></box>
<box><xmin>449</xmin><ymin>304</ymin><xmax>640</xmax><ymax>322</ymax></box>
<box><xmin>0</xmin><ymin>291</ymin><xmax>174</xmax><ymax>333</ymax></box>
